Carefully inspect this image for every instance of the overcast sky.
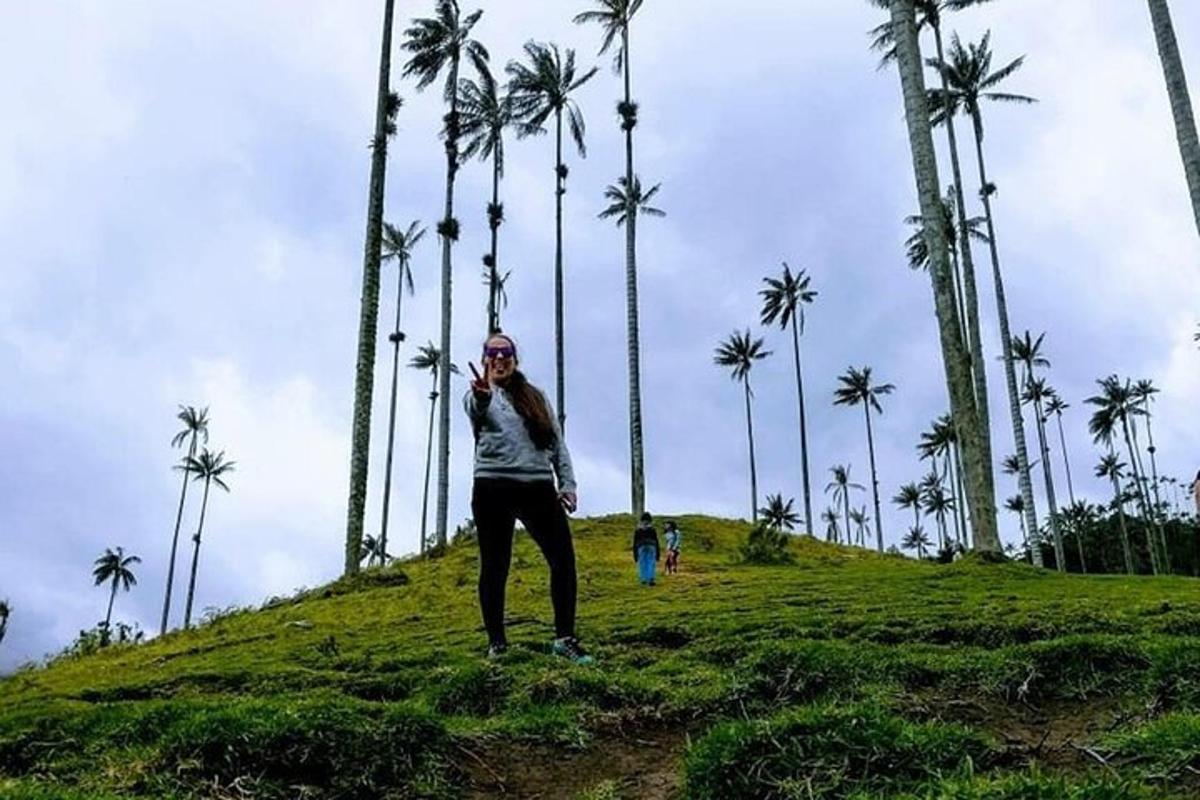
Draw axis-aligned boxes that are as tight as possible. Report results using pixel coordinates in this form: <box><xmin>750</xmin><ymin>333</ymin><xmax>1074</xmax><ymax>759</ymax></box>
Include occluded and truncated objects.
<box><xmin>2</xmin><ymin>1</ymin><xmax>1198</xmax><ymax>671</ymax></box>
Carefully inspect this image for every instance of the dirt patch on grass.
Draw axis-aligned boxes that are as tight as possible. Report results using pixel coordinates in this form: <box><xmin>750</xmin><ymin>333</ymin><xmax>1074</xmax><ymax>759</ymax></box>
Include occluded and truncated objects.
<box><xmin>460</xmin><ymin>722</ymin><xmax>690</xmax><ymax>799</ymax></box>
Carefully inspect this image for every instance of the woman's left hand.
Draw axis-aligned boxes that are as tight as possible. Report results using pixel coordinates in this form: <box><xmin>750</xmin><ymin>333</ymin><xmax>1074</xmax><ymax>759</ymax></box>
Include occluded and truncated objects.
<box><xmin>559</xmin><ymin>492</ymin><xmax>577</xmax><ymax>513</ymax></box>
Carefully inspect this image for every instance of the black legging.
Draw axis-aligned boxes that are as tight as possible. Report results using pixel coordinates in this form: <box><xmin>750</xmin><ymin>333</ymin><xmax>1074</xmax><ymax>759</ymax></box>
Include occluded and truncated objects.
<box><xmin>471</xmin><ymin>478</ymin><xmax>577</xmax><ymax>643</ymax></box>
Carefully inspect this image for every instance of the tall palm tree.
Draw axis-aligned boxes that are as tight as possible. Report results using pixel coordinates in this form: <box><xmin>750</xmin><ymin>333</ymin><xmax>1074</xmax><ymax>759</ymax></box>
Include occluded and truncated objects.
<box><xmin>1097</xmin><ymin>453</ymin><xmax>1136</xmax><ymax>575</ymax></box>
<box><xmin>1146</xmin><ymin>0</ymin><xmax>1200</xmax><ymax>239</ymax></box>
<box><xmin>1010</xmin><ymin>331</ymin><xmax>1052</xmax><ymax>566</ymax></box>
<box><xmin>402</xmin><ymin>0</ymin><xmax>488</xmax><ymax>549</ymax></box>
<box><xmin>1003</xmin><ymin>494</ymin><xmax>1027</xmax><ymax>555</ymax></box>
<box><xmin>894</xmin><ymin>483</ymin><xmax>924</xmax><ymax>535</ymax></box>
<box><xmin>459</xmin><ymin>62</ymin><xmax>523</xmax><ymax>334</ymax></box>
<box><xmin>885</xmin><ymin>0</ymin><xmax>1000</xmax><ymax>554</ymax></box>
<box><xmin>1060</xmin><ymin>500</ymin><xmax>1093</xmax><ymax>574</ymax></box>
<box><xmin>0</xmin><ymin>599</ymin><xmax>8</xmax><ymax>647</ymax></box>
<box><xmin>1044</xmin><ymin>391</ymin><xmax>1076</xmax><ymax>506</ymax></box>
<box><xmin>848</xmin><ymin>507</ymin><xmax>871</xmax><ymax>546</ymax></box>
<box><xmin>481</xmin><ymin>265</ymin><xmax>513</xmax><ymax>329</ymax></box>
<box><xmin>409</xmin><ymin>343</ymin><xmax>457</xmax><ymax>555</ymax></box>
<box><xmin>161</xmin><ymin>405</ymin><xmax>209</xmax><ymax>635</ymax></box>
<box><xmin>921</xmin><ymin>474</ymin><xmax>955</xmax><ymax>552</ymax></box>
<box><xmin>1086</xmin><ymin>376</ymin><xmax>1167</xmax><ymax>573</ymax></box>
<box><xmin>918</xmin><ymin>414</ymin><xmax>969</xmax><ymax>546</ymax></box>
<box><xmin>715</xmin><ymin>331</ymin><xmax>771</xmax><ymax>522</ymax></box>
<box><xmin>93</xmin><ymin>547</ymin><xmax>140</xmax><ymax>639</ymax></box>
<box><xmin>182</xmin><ymin>449</ymin><xmax>235</xmax><ymax>628</ymax></box>
<box><xmin>1132</xmin><ymin>379</ymin><xmax>1166</xmax><ymax>524</ymax></box>
<box><xmin>760</xmin><ymin>494</ymin><xmax>801</xmax><ymax>532</ymax></box>
<box><xmin>1022</xmin><ymin>377</ymin><xmax>1065</xmax><ymax>571</ymax></box>
<box><xmin>902</xmin><ymin>526</ymin><xmax>932</xmax><ymax>559</ymax></box>
<box><xmin>826</xmin><ymin>465</ymin><xmax>865</xmax><ymax>546</ymax></box>
<box><xmin>760</xmin><ymin>263</ymin><xmax>819</xmax><ymax>536</ymax></box>
<box><xmin>834</xmin><ymin>366</ymin><xmax>896</xmax><ymax>552</ymax></box>
<box><xmin>575</xmin><ymin>0</ymin><xmax>650</xmax><ymax>517</ymax></box>
<box><xmin>933</xmin><ymin>32</ymin><xmax>1042</xmax><ymax>565</ymax></box>
<box><xmin>378</xmin><ymin>220</ymin><xmax>425</xmax><ymax>563</ymax></box>
<box><xmin>507</xmin><ymin>41</ymin><xmax>598</xmax><ymax>433</ymax></box>
<box><xmin>599</xmin><ymin>175</ymin><xmax>665</xmax><ymax>225</ymax></box>
<box><xmin>346</xmin><ymin>0</ymin><xmax>403</xmax><ymax>577</ymax></box>
<box><xmin>360</xmin><ymin>534</ymin><xmax>392</xmax><ymax>568</ymax></box>
<box><xmin>821</xmin><ymin>506</ymin><xmax>842</xmax><ymax>543</ymax></box>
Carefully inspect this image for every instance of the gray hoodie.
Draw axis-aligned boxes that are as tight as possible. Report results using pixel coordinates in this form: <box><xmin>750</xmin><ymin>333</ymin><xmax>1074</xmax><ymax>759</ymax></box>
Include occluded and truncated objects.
<box><xmin>464</xmin><ymin>386</ymin><xmax>576</xmax><ymax>493</ymax></box>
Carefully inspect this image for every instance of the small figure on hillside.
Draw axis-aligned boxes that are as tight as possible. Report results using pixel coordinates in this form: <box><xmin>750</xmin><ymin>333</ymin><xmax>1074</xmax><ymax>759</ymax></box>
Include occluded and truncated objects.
<box><xmin>664</xmin><ymin>520</ymin><xmax>682</xmax><ymax>575</ymax></box>
<box><xmin>633</xmin><ymin>512</ymin><xmax>660</xmax><ymax>586</ymax></box>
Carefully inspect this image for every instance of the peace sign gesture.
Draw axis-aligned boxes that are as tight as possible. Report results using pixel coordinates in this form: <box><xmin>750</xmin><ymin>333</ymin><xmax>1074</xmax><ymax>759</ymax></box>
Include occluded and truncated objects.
<box><xmin>468</xmin><ymin>360</ymin><xmax>492</xmax><ymax>399</ymax></box>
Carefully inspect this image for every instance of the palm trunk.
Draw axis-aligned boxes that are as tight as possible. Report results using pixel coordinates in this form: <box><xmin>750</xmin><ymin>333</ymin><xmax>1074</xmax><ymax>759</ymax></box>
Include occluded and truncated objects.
<box><xmin>1129</xmin><ymin>419</ymin><xmax>1169</xmax><ymax>571</ymax></box>
<box><xmin>1074</xmin><ymin>518</ymin><xmax>1088</xmax><ymax>574</ymax></box>
<box><xmin>1033</xmin><ymin>397</ymin><xmax>1065</xmax><ymax>570</ymax></box>
<box><xmin>487</xmin><ymin>155</ymin><xmax>501</xmax><ymax>334</ymax></box>
<box><xmin>104</xmin><ymin>578</ymin><xmax>118</xmax><ymax>634</ymax></box>
<box><xmin>1121</xmin><ymin>417</ymin><xmax>1161</xmax><ymax>574</ymax></box>
<box><xmin>843</xmin><ymin>492</ymin><xmax>852</xmax><ymax>547</ymax></box>
<box><xmin>932</xmin><ymin>21</ymin><xmax>994</xmax><ymax>493</ymax></box>
<box><xmin>183</xmin><ymin>477</ymin><xmax>212</xmax><ymax>629</ymax></box>
<box><xmin>744</xmin><ymin>379</ymin><xmax>759</xmax><ymax>522</ymax></box>
<box><xmin>789</xmin><ymin>319</ymin><xmax>814</xmax><ymax>535</ymax></box>
<box><xmin>1111</xmin><ymin>473</ymin><xmax>1136</xmax><ymax>574</ymax></box>
<box><xmin>345</xmin><ymin>0</ymin><xmax>397</xmax><ymax>576</ymax></box>
<box><xmin>969</xmin><ymin>110</ymin><xmax>1039</xmax><ymax>563</ymax></box>
<box><xmin>160</xmin><ymin>434</ymin><xmax>197</xmax><ymax>636</ymax></box>
<box><xmin>860</xmin><ymin>405</ymin><xmax>884</xmax><ymax>552</ymax></box>
<box><xmin>952</xmin><ymin>441</ymin><xmax>970</xmax><ymax>547</ymax></box>
<box><xmin>554</xmin><ymin>110</ymin><xmax>567</xmax><ymax>432</ymax></box>
<box><xmin>1142</xmin><ymin>412</ymin><xmax>1168</xmax><ymax>547</ymax></box>
<box><xmin>379</xmin><ymin>259</ymin><xmax>407</xmax><ymax>561</ymax></box>
<box><xmin>1147</xmin><ymin>0</ymin><xmax>1200</xmax><ymax>240</ymax></box>
<box><xmin>420</xmin><ymin>374</ymin><xmax>438</xmax><ymax>555</ymax></box>
<box><xmin>434</xmin><ymin>55</ymin><xmax>464</xmax><ymax>549</ymax></box>
<box><xmin>890</xmin><ymin>0</ymin><xmax>1000</xmax><ymax>553</ymax></box>
<box><xmin>1017</xmin><ymin>511</ymin><xmax>1028</xmax><ymax>555</ymax></box>
<box><xmin>946</xmin><ymin>453</ymin><xmax>962</xmax><ymax>546</ymax></box>
<box><xmin>1053</xmin><ymin>411</ymin><xmax>1077</xmax><ymax>506</ymax></box>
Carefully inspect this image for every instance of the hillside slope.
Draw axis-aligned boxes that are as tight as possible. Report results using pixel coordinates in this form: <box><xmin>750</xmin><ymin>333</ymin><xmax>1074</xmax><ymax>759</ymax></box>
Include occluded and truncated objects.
<box><xmin>3</xmin><ymin>515</ymin><xmax>1200</xmax><ymax>799</ymax></box>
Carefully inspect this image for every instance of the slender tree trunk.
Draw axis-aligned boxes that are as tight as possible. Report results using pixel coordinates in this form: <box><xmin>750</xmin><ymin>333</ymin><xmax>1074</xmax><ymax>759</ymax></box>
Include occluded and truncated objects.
<box><xmin>379</xmin><ymin>260</ymin><xmax>407</xmax><ymax>561</ymax></box>
<box><xmin>104</xmin><ymin>578</ymin><xmax>118</xmax><ymax>633</ymax></box>
<box><xmin>488</xmin><ymin>155</ymin><xmax>501</xmax><ymax>334</ymax></box>
<box><xmin>554</xmin><ymin>110</ymin><xmax>567</xmax><ymax>432</ymax></box>
<box><xmin>345</xmin><ymin>0</ymin><xmax>397</xmax><ymax>576</ymax></box>
<box><xmin>744</xmin><ymin>379</ymin><xmax>759</xmax><ymax>523</ymax></box>
<box><xmin>1147</xmin><ymin>0</ymin><xmax>1200</xmax><ymax>240</ymax></box>
<box><xmin>435</xmin><ymin>56</ymin><xmax>464</xmax><ymax>549</ymax></box>
<box><xmin>183</xmin><ymin>477</ymin><xmax>212</xmax><ymax>629</ymax></box>
<box><xmin>859</xmin><ymin>405</ymin><xmax>884</xmax><ymax>552</ymax></box>
<box><xmin>952</xmin><ymin>441</ymin><xmax>970</xmax><ymax>547</ymax></box>
<box><xmin>1053</xmin><ymin>411</ymin><xmax>1077</xmax><ymax>506</ymax></box>
<box><xmin>946</xmin><ymin>452</ymin><xmax>962</xmax><ymax>546</ymax></box>
<box><xmin>891</xmin><ymin>0</ymin><xmax>1000</xmax><ymax>553</ymax></box>
<box><xmin>1142</xmin><ymin>413</ymin><xmax>1168</xmax><ymax>553</ymax></box>
<box><xmin>843</xmin><ymin>491</ymin><xmax>852</xmax><ymax>547</ymax></box>
<box><xmin>160</xmin><ymin>434</ymin><xmax>197</xmax><ymax>636</ymax></box>
<box><xmin>932</xmin><ymin>21</ymin><xmax>994</xmax><ymax>495</ymax></box>
<box><xmin>789</xmin><ymin>320</ymin><xmax>814</xmax><ymax>534</ymax></box>
<box><xmin>1018</xmin><ymin>511</ymin><xmax>1028</xmax><ymax>555</ymax></box>
<box><xmin>420</xmin><ymin>374</ymin><xmax>438</xmax><ymax>555</ymax></box>
<box><xmin>1112</xmin><ymin>474</ymin><xmax>1136</xmax><ymax>575</ymax></box>
<box><xmin>1121</xmin><ymin>418</ymin><xmax>1161</xmax><ymax>574</ymax></box>
<box><xmin>1129</xmin><ymin>419</ymin><xmax>1169</xmax><ymax>571</ymax></box>
<box><xmin>1033</xmin><ymin>397</ymin><xmax>1065</xmax><ymax>570</ymax></box>
<box><xmin>968</xmin><ymin>111</ymin><xmax>1038</xmax><ymax>562</ymax></box>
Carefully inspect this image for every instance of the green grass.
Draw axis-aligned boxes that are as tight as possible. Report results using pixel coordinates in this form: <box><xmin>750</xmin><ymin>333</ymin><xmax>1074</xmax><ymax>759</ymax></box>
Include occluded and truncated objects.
<box><xmin>2</xmin><ymin>514</ymin><xmax>1200</xmax><ymax>798</ymax></box>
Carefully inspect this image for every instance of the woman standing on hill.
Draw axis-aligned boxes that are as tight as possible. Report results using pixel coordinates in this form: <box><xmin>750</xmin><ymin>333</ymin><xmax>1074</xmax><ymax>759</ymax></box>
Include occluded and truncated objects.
<box><xmin>465</xmin><ymin>333</ymin><xmax>592</xmax><ymax>664</ymax></box>
<box><xmin>632</xmin><ymin>512</ymin><xmax>660</xmax><ymax>586</ymax></box>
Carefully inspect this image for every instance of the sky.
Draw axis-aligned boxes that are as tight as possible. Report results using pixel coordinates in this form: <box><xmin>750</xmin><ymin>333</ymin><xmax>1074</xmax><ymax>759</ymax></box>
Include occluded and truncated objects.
<box><xmin>1</xmin><ymin>1</ymin><xmax>1198</xmax><ymax>672</ymax></box>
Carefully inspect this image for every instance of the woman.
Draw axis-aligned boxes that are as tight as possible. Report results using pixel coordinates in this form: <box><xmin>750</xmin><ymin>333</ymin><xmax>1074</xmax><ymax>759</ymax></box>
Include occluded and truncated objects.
<box><xmin>465</xmin><ymin>333</ymin><xmax>592</xmax><ymax>664</ymax></box>
<box><xmin>632</xmin><ymin>512</ymin><xmax>660</xmax><ymax>586</ymax></box>
<box><xmin>664</xmin><ymin>520</ymin><xmax>681</xmax><ymax>575</ymax></box>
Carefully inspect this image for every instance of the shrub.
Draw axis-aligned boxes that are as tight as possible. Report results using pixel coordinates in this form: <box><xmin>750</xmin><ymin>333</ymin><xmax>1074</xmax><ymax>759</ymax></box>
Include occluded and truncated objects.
<box><xmin>739</xmin><ymin>523</ymin><xmax>795</xmax><ymax>565</ymax></box>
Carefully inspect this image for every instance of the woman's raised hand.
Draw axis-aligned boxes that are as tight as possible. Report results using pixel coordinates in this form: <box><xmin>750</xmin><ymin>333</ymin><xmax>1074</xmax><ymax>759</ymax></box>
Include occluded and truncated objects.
<box><xmin>469</xmin><ymin>361</ymin><xmax>492</xmax><ymax>399</ymax></box>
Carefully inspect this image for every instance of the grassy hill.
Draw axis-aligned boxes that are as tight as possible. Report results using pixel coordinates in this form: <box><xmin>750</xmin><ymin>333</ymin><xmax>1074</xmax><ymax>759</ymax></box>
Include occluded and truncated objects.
<box><xmin>4</xmin><ymin>514</ymin><xmax>1200</xmax><ymax>799</ymax></box>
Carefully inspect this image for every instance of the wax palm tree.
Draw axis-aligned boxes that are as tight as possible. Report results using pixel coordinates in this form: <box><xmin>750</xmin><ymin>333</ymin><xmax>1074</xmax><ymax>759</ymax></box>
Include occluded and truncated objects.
<box><xmin>894</xmin><ymin>483</ymin><xmax>924</xmax><ymax>535</ymax></box>
<box><xmin>181</xmin><ymin>449</ymin><xmax>235</xmax><ymax>628</ymax></box>
<box><xmin>1146</xmin><ymin>0</ymin><xmax>1200</xmax><ymax>239</ymax></box>
<box><xmin>360</xmin><ymin>534</ymin><xmax>391</xmax><ymax>568</ymax></box>
<box><xmin>826</xmin><ymin>465</ymin><xmax>865</xmax><ymax>546</ymax></box>
<box><xmin>902</xmin><ymin>526</ymin><xmax>932</xmax><ymax>559</ymax></box>
<box><xmin>834</xmin><ymin>367</ymin><xmax>895</xmax><ymax>552</ymax></box>
<box><xmin>402</xmin><ymin>0</ymin><xmax>488</xmax><ymax>550</ymax></box>
<box><xmin>849</xmin><ymin>506</ymin><xmax>871</xmax><ymax>547</ymax></box>
<box><xmin>459</xmin><ymin>62</ymin><xmax>523</xmax><ymax>334</ymax></box>
<box><xmin>409</xmin><ymin>343</ymin><xmax>458</xmax><ymax>554</ymax></box>
<box><xmin>821</xmin><ymin>506</ymin><xmax>842</xmax><ymax>543</ymax></box>
<box><xmin>715</xmin><ymin>331</ymin><xmax>771</xmax><ymax>521</ymax></box>
<box><xmin>1087</xmin><ymin>376</ymin><xmax>1166</xmax><ymax>573</ymax></box>
<box><xmin>1044</xmin><ymin>391</ymin><xmax>1076</xmax><ymax>506</ymax></box>
<box><xmin>921</xmin><ymin>476</ymin><xmax>956</xmax><ymax>552</ymax></box>
<box><xmin>480</xmin><ymin>265</ymin><xmax>514</xmax><ymax>329</ymax></box>
<box><xmin>760</xmin><ymin>263</ymin><xmax>819</xmax><ymax>536</ymax></box>
<box><xmin>1009</xmin><ymin>330</ymin><xmax>1051</xmax><ymax>566</ymax></box>
<box><xmin>93</xmin><ymin>547</ymin><xmax>140</xmax><ymax>640</ymax></box>
<box><xmin>760</xmin><ymin>493</ymin><xmax>801</xmax><ymax>532</ymax></box>
<box><xmin>1097</xmin><ymin>453</ymin><xmax>1136</xmax><ymax>574</ymax></box>
<box><xmin>575</xmin><ymin>0</ymin><xmax>650</xmax><ymax>516</ymax></box>
<box><xmin>1004</xmin><ymin>494</ymin><xmax>1028</xmax><ymax>554</ymax></box>
<box><xmin>1132</xmin><ymin>379</ymin><xmax>1166</xmax><ymax>524</ymax></box>
<box><xmin>918</xmin><ymin>414</ymin><xmax>968</xmax><ymax>546</ymax></box>
<box><xmin>345</xmin><ymin>0</ymin><xmax>403</xmax><ymax>576</ymax></box>
<box><xmin>161</xmin><ymin>405</ymin><xmax>209</xmax><ymax>635</ymax></box>
<box><xmin>1022</xmin><ymin>377</ymin><xmax>1065</xmax><ymax>571</ymax></box>
<box><xmin>599</xmin><ymin>175</ymin><xmax>665</xmax><ymax>225</ymax></box>
<box><xmin>507</xmin><ymin>42</ymin><xmax>597</xmax><ymax>433</ymax></box>
<box><xmin>378</xmin><ymin>220</ymin><xmax>425</xmax><ymax>563</ymax></box>
<box><xmin>883</xmin><ymin>0</ymin><xmax>1000</xmax><ymax>555</ymax></box>
<box><xmin>0</xmin><ymin>599</ymin><xmax>8</xmax><ymax>647</ymax></box>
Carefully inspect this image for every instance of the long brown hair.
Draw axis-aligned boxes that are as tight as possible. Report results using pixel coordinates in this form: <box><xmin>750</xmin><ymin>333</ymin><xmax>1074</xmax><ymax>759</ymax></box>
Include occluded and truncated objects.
<box><xmin>487</xmin><ymin>334</ymin><xmax>557</xmax><ymax>450</ymax></box>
